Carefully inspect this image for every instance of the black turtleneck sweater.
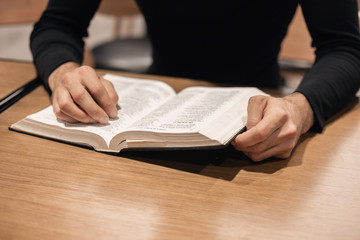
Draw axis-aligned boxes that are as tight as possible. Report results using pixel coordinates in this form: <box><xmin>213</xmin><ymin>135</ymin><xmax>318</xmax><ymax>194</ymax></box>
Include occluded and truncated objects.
<box><xmin>30</xmin><ymin>0</ymin><xmax>360</xmax><ymax>131</ymax></box>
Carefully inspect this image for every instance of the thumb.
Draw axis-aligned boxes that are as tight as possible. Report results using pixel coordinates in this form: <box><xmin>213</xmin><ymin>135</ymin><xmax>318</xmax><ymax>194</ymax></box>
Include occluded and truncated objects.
<box><xmin>246</xmin><ymin>95</ymin><xmax>268</xmax><ymax>130</ymax></box>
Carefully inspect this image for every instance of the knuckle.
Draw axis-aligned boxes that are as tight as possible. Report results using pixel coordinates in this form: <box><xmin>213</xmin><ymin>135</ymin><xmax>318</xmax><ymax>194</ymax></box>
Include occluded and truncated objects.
<box><xmin>253</xmin><ymin>129</ymin><xmax>266</xmax><ymax>142</ymax></box>
<box><xmin>78</xmin><ymin>114</ymin><xmax>90</xmax><ymax>122</ymax></box>
<box><xmin>248</xmin><ymin>96</ymin><xmax>257</xmax><ymax>104</ymax></box>
<box><xmin>71</xmin><ymin>89</ymin><xmax>86</xmax><ymax>102</ymax></box>
<box><xmin>54</xmin><ymin>108</ymin><xmax>62</xmax><ymax>118</ymax></box>
<box><xmin>290</xmin><ymin>122</ymin><xmax>298</xmax><ymax>133</ymax></box>
<box><xmin>231</xmin><ymin>140</ymin><xmax>240</xmax><ymax>149</ymax></box>
<box><xmin>248</xmin><ymin>95</ymin><xmax>264</xmax><ymax>105</ymax></box>
<box><xmin>246</xmin><ymin>118</ymin><xmax>257</xmax><ymax>128</ymax></box>
<box><xmin>231</xmin><ymin>140</ymin><xmax>244</xmax><ymax>151</ymax></box>
<box><xmin>78</xmin><ymin>65</ymin><xmax>94</xmax><ymax>74</ymax></box>
<box><xmin>58</xmin><ymin>99</ymin><xmax>71</xmax><ymax>111</ymax></box>
<box><xmin>111</xmin><ymin>92</ymin><xmax>119</xmax><ymax>103</ymax></box>
<box><xmin>61</xmin><ymin>73</ymin><xmax>73</xmax><ymax>85</ymax></box>
<box><xmin>284</xmin><ymin>123</ymin><xmax>298</xmax><ymax>139</ymax></box>
<box><xmin>250</xmin><ymin>144</ymin><xmax>263</xmax><ymax>153</ymax></box>
<box><xmin>247</xmin><ymin>153</ymin><xmax>263</xmax><ymax>162</ymax></box>
<box><xmin>101</xmin><ymin>101</ymin><xmax>114</xmax><ymax>112</ymax></box>
<box><xmin>277</xmin><ymin>109</ymin><xmax>289</xmax><ymax>122</ymax></box>
<box><xmin>87</xmin><ymin>106</ymin><xmax>103</xmax><ymax>118</ymax></box>
<box><xmin>91</xmin><ymin>85</ymin><xmax>104</xmax><ymax>96</ymax></box>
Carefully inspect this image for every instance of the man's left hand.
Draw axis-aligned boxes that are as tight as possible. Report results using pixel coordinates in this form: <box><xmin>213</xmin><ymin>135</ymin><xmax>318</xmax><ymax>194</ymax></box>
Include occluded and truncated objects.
<box><xmin>232</xmin><ymin>92</ymin><xmax>314</xmax><ymax>162</ymax></box>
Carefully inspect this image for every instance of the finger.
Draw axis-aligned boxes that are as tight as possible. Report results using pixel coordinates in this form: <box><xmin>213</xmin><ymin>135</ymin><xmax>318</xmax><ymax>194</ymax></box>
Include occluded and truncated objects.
<box><xmin>53</xmin><ymin>98</ymin><xmax>81</xmax><ymax>123</ymax></box>
<box><xmin>239</xmin><ymin>127</ymin><xmax>282</xmax><ymax>153</ymax></box>
<box><xmin>101</xmin><ymin>77</ymin><xmax>119</xmax><ymax>105</ymax></box>
<box><xmin>85</xmin><ymin>75</ymin><xmax>118</xmax><ymax>119</ymax></box>
<box><xmin>244</xmin><ymin>141</ymin><xmax>295</xmax><ymax>162</ymax></box>
<box><xmin>232</xmin><ymin>109</ymin><xmax>287</xmax><ymax>149</ymax></box>
<box><xmin>246</xmin><ymin>96</ymin><xmax>267</xmax><ymax>129</ymax></box>
<box><xmin>67</xmin><ymin>83</ymin><xmax>109</xmax><ymax>124</ymax></box>
<box><xmin>55</xmin><ymin>88</ymin><xmax>94</xmax><ymax>123</ymax></box>
<box><xmin>237</xmin><ymin>119</ymin><xmax>298</xmax><ymax>153</ymax></box>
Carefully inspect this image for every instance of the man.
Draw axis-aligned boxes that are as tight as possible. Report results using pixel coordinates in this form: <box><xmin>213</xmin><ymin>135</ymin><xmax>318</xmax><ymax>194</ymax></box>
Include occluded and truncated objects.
<box><xmin>30</xmin><ymin>0</ymin><xmax>360</xmax><ymax>161</ymax></box>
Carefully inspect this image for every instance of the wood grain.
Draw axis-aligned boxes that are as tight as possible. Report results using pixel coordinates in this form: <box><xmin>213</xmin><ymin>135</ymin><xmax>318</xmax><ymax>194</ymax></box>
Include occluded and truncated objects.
<box><xmin>1</xmin><ymin>60</ymin><xmax>360</xmax><ymax>240</ymax></box>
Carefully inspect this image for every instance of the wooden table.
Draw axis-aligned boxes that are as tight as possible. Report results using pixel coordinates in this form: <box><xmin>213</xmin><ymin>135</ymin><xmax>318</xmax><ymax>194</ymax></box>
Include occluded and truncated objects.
<box><xmin>1</xmin><ymin>60</ymin><xmax>360</xmax><ymax>240</ymax></box>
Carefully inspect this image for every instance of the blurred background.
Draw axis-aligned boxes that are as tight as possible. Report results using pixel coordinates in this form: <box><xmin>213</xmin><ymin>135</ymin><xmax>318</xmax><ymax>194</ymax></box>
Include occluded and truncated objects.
<box><xmin>0</xmin><ymin>0</ymin><xmax>147</xmax><ymax>64</ymax></box>
<box><xmin>0</xmin><ymin>0</ymin><xmax>315</xmax><ymax>65</ymax></box>
<box><xmin>0</xmin><ymin>0</ymin><xmax>359</xmax><ymax>79</ymax></box>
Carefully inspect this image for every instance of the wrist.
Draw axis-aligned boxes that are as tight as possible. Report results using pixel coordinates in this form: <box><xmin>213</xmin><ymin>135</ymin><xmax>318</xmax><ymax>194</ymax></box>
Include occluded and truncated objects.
<box><xmin>284</xmin><ymin>92</ymin><xmax>314</xmax><ymax>134</ymax></box>
<box><xmin>48</xmin><ymin>62</ymin><xmax>80</xmax><ymax>91</ymax></box>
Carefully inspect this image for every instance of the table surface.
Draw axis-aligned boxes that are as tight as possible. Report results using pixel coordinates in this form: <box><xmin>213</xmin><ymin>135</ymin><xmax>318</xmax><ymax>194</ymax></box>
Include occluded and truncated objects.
<box><xmin>1</xmin><ymin>60</ymin><xmax>360</xmax><ymax>240</ymax></box>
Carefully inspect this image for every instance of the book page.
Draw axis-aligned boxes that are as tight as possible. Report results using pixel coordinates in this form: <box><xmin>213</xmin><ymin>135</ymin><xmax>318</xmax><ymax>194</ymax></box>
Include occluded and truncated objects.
<box><xmin>23</xmin><ymin>74</ymin><xmax>176</xmax><ymax>145</ymax></box>
<box><xmin>128</xmin><ymin>87</ymin><xmax>258</xmax><ymax>133</ymax></box>
<box><xmin>97</xmin><ymin>74</ymin><xmax>176</xmax><ymax>134</ymax></box>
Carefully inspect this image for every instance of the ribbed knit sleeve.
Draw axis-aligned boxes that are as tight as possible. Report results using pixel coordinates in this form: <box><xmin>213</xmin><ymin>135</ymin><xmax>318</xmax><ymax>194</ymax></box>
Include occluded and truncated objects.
<box><xmin>296</xmin><ymin>0</ymin><xmax>360</xmax><ymax>131</ymax></box>
<box><xmin>30</xmin><ymin>0</ymin><xmax>101</xmax><ymax>92</ymax></box>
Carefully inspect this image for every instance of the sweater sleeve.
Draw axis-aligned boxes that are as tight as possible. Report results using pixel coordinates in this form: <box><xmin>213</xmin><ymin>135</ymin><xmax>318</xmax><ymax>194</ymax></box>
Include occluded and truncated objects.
<box><xmin>296</xmin><ymin>0</ymin><xmax>360</xmax><ymax>132</ymax></box>
<box><xmin>30</xmin><ymin>0</ymin><xmax>101</xmax><ymax>92</ymax></box>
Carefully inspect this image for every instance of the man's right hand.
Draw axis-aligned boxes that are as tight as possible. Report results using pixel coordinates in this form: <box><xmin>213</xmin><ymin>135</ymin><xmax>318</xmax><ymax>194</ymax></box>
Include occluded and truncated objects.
<box><xmin>48</xmin><ymin>62</ymin><xmax>119</xmax><ymax>124</ymax></box>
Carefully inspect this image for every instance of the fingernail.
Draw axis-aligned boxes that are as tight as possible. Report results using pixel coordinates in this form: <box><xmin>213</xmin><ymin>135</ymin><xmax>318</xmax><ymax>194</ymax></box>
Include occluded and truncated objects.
<box><xmin>99</xmin><ymin>116</ymin><xmax>108</xmax><ymax>124</ymax></box>
<box><xmin>109</xmin><ymin>110</ymin><xmax>118</xmax><ymax>118</ymax></box>
<box><xmin>89</xmin><ymin>118</ymin><xmax>96</xmax><ymax>123</ymax></box>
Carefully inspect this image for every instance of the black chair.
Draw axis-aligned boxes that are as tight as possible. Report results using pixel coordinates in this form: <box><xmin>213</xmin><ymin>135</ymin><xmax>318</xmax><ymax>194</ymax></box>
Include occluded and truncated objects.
<box><xmin>91</xmin><ymin>0</ymin><xmax>152</xmax><ymax>73</ymax></box>
<box><xmin>92</xmin><ymin>37</ymin><xmax>152</xmax><ymax>73</ymax></box>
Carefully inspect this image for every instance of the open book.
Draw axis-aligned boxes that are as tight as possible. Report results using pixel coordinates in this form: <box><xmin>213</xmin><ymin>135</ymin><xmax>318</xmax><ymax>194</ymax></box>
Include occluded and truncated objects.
<box><xmin>10</xmin><ymin>74</ymin><xmax>267</xmax><ymax>153</ymax></box>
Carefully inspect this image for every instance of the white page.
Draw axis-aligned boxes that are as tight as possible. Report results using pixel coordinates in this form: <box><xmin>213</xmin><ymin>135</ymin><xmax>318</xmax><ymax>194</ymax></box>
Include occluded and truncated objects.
<box><xmin>129</xmin><ymin>87</ymin><xmax>257</xmax><ymax>133</ymax></box>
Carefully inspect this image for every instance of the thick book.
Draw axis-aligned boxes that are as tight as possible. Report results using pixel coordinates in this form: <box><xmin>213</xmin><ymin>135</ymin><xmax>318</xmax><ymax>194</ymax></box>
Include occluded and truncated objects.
<box><xmin>10</xmin><ymin>74</ymin><xmax>267</xmax><ymax>153</ymax></box>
